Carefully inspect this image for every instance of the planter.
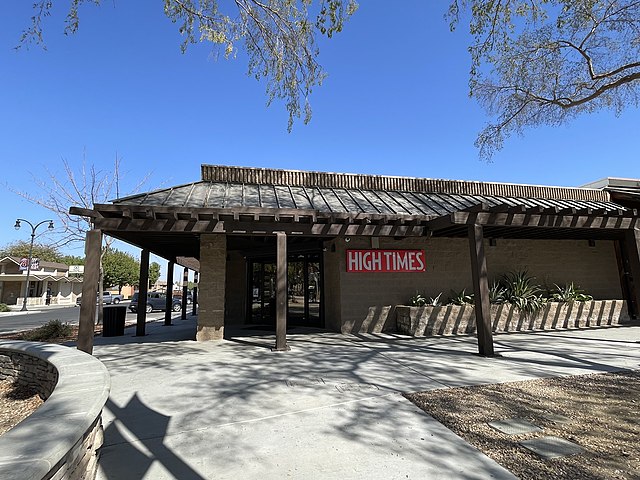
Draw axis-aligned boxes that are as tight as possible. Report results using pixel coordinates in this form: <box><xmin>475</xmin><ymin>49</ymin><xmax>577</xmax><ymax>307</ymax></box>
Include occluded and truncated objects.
<box><xmin>395</xmin><ymin>300</ymin><xmax>631</xmax><ymax>336</ymax></box>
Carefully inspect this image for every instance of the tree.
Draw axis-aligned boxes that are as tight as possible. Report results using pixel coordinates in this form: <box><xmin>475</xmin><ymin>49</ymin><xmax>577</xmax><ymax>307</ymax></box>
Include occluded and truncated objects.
<box><xmin>9</xmin><ymin>154</ymin><xmax>150</xmax><ymax>323</ymax></box>
<box><xmin>148</xmin><ymin>262</ymin><xmax>162</xmax><ymax>289</ymax></box>
<box><xmin>449</xmin><ymin>0</ymin><xmax>640</xmax><ymax>159</ymax></box>
<box><xmin>102</xmin><ymin>249</ymin><xmax>139</xmax><ymax>293</ymax></box>
<box><xmin>19</xmin><ymin>0</ymin><xmax>358</xmax><ymax>132</ymax></box>
<box><xmin>20</xmin><ymin>2</ymin><xmax>639</xmax><ymax>158</ymax></box>
<box><xmin>0</xmin><ymin>240</ymin><xmax>64</xmax><ymax>262</ymax></box>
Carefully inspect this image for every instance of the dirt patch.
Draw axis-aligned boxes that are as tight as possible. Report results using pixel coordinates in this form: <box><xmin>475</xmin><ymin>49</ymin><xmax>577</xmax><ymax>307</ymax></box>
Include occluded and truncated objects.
<box><xmin>406</xmin><ymin>370</ymin><xmax>640</xmax><ymax>480</ymax></box>
<box><xmin>0</xmin><ymin>380</ymin><xmax>44</xmax><ymax>437</ymax></box>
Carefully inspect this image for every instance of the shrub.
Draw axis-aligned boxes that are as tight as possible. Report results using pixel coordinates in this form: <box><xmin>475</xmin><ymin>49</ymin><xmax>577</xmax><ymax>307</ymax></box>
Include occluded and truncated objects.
<box><xmin>549</xmin><ymin>282</ymin><xmax>593</xmax><ymax>302</ymax></box>
<box><xmin>0</xmin><ymin>303</ymin><xmax>10</xmax><ymax>312</ymax></box>
<box><xmin>22</xmin><ymin>320</ymin><xmax>73</xmax><ymax>342</ymax></box>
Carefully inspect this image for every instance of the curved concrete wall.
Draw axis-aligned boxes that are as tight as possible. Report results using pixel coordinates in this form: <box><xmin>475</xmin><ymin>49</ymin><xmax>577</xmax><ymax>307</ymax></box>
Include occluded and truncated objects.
<box><xmin>0</xmin><ymin>341</ymin><xmax>110</xmax><ymax>480</ymax></box>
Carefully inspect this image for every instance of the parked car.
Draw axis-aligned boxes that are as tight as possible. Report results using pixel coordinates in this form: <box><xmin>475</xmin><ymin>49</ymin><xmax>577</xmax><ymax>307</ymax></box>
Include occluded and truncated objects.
<box><xmin>173</xmin><ymin>291</ymin><xmax>194</xmax><ymax>304</ymax></box>
<box><xmin>76</xmin><ymin>291</ymin><xmax>124</xmax><ymax>306</ymax></box>
<box><xmin>129</xmin><ymin>291</ymin><xmax>182</xmax><ymax>313</ymax></box>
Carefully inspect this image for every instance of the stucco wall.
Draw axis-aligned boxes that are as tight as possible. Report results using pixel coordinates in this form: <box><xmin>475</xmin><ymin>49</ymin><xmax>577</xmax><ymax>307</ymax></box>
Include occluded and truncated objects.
<box><xmin>335</xmin><ymin>236</ymin><xmax>623</xmax><ymax>333</ymax></box>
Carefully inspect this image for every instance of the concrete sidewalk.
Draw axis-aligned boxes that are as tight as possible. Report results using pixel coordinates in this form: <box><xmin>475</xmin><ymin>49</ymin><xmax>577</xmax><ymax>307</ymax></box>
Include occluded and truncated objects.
<box><xmin>91</xmin><ymin>320</ymin><xmax>640</xmax><ymax>480</ymax></box>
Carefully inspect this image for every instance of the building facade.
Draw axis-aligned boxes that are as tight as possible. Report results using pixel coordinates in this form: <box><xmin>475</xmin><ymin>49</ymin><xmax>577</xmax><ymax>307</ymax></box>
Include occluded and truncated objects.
<box><xmin>71</xmin><ymin>165</ymin><xmax>640</xmax><ymax>354</ymax></box>
<box><xmin>0</xmin><ymin>257</ymin><xmax>83</xmax><ymax>306</ymax></box>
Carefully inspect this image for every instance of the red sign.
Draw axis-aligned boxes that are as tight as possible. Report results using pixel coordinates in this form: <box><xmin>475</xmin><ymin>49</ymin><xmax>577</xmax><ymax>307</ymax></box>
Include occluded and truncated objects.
<box><xmin>346</xmin><ymin>249</ymin><xmax>426</xmax><ymax>273</ymax></box>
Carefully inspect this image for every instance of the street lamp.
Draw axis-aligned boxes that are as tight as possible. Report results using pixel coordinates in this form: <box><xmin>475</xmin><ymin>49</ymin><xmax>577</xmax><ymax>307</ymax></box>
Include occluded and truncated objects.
<box><xmin>14</xmin><ymin>218</ymin><xmax>54</xmax><ymax>311</ymax></box>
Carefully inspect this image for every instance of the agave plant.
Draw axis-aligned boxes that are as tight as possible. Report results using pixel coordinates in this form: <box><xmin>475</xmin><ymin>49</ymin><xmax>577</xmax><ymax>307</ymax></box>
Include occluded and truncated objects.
<box><xmin>550</xmin><ymin>282</ymin><xmax>593</xmax><ymax>302</ymax></box>
<box><xmin>428</xmin><ymin>292</ymin><xmax>443</xmax><ymax>307</ymax></box>
<box><xmin>489</xmin><ymin>281</ymin><xmax>507</xmax><ymax>304</ymax></box>
<box><xmin>409</xmin><ymin>293</ymin><xmax>427</xmax><ymax>306</ymax></box>
<box><xmin>500</xmin><ymin>270</ymin><xmax>546</xmax><ymax>316</ymax></box>
<box><xmin>449</xmin><ymin>289</ymin><xmax>474</xmax><ymax>305</ymax></box>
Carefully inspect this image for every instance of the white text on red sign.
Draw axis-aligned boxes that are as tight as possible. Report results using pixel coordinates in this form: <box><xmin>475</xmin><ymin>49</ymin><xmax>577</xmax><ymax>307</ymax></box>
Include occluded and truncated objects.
<box><xmin>346</xmin><ymin>250</ymin><xmax>426</xmax><ymax>273</ymax></box>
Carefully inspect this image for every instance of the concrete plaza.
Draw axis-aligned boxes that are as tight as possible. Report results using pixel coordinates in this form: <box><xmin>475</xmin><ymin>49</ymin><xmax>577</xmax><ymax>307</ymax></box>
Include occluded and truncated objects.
<box><xmin>90</xmin><ymin>318</ymin><xmax>640</xmax><ymax>479</ymax></box>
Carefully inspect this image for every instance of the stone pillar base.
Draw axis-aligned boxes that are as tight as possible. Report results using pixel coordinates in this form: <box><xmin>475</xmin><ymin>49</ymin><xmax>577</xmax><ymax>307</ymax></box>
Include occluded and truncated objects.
<box><xmin>196</xmin><ymin>325</ymin><xmax>224</xmax><ymax>341</ymax></box>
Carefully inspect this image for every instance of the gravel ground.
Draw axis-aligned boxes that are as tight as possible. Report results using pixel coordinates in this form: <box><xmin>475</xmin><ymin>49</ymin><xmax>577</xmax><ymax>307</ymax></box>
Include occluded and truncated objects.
<box><xmin>406</xmin><ymin>370</ymin><xmax>640</xmax><ymax>480</ymax></box>
<box><xmin>0</xmin><ymin>380</ymin><xmax>43</xmax><ymax>437</ymax></box>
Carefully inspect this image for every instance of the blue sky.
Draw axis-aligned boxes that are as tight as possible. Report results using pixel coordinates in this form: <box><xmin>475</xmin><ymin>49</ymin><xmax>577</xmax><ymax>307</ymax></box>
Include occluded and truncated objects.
<box><xmin>1</xmin><ymin>1</ymin><xmax>638</xmax><ymax>279</ymax></box>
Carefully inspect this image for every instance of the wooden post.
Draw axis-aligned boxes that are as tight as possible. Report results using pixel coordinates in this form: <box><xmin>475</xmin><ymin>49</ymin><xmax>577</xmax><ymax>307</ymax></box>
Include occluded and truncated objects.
<box><xmin>136</xmin><ymin>249</ymin><xmax>150</xmax><ymax>337</ymax></box>
<box><xmin>181</xmin><ymin>267</ymin><xmax>188</xmax><ymax>320</ymax></box>
<box><xmin>273</xmin><ymin>232</ymin><xmax>289</xmax><ymax>351</ymax></box>
<box><xmin>192</xmin><ymin>271</ymin><xmax>198</xmax><ymax>316</ymax></box>
<box><xmin>77</xmin><ymin>229</ymin><xmax>102</xmax><ymax>354</ymax></box>
<box><xmin>468</xmin><ymin>224</ymin><xmax>495</xmax><ymax>356</ymax></box>
<box><xmin>623</xmin><ymin>229</ymin><xmax>640</xmax><ymax>319</ymax></box>
<box><xmin>164</xmin><ymin>260</ymin><xmax>174</xmax><ymax>326</ymax></box>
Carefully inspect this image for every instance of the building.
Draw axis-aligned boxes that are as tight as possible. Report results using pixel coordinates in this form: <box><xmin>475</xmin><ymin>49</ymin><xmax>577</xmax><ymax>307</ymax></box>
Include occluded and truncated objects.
<box><xmin>71</xmin><ymin>165</ymin><xmax>640</xmax><ymax>355</ymax></box>
<box><xmin>0</xmin><ymin>257</ymin><xmax>83</xmax><ymax>306</ymax></box>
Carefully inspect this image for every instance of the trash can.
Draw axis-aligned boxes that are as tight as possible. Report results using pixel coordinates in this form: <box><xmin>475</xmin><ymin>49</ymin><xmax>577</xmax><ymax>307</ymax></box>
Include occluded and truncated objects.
<box><xmin>103</xmin><ymin>305</ymin><xmax>126</xmax><ymax>337</ymax></box>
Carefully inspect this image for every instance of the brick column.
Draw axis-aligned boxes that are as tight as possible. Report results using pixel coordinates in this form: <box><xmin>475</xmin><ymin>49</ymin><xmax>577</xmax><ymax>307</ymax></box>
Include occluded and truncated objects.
<box><xmin>197</xmin><ymin>234</ymin><xmax>226</xmax><ymax>341</ymax></box>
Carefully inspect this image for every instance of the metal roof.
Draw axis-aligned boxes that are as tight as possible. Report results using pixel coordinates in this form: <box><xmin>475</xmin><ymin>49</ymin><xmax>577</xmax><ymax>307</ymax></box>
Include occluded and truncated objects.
<box><xmin>113</xmin><ymin>181</ymin><xmax>626</xmax><ymax>216</ymax></box>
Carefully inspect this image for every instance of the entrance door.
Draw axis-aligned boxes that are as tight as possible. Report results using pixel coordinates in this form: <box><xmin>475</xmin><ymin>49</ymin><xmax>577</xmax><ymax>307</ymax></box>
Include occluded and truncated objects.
<box><xmin>248</xmin><ymin>253</ymin><xmax>323</xmax><ymax>327</ymax></box>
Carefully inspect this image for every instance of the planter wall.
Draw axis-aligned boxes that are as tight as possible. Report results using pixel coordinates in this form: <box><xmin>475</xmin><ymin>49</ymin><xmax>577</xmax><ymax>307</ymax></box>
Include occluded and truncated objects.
<box><xmin>396</xmin><ymin>300</ymin><xmax>631</xmax><ymax>336</ymax></box>
<box><xmin>0</xmin><ymin>341</ymin><xmax>110</xmax><ymax>480</ymax></box>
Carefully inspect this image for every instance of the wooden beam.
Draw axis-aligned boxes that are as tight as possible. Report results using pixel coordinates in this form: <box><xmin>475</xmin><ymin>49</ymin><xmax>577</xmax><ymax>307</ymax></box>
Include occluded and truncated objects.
<box><xmin>468</xmin><ymin>224</ymin><xmax>495</xmax><ymax>356</ymax></box>
<box><xmin>273</xmin><ymin>232</ymin><xmax>289</xmax><ymax>351</ymax></box>
<box><xmin>69</xmin><ymin>206</ymin><xmax>97</xmax><ymax>218</ymax></box>
<box><xmin>181</xmin><ymin>267</ymin><xmax>188</xmax><ymax>320</ymax></box>
<box><xmin>450</xmin><ymin>212</ymin><xmax>637</xmax><ymax>230</ymax></box>
<box><xmin>465</xmin><ymin>202</ymin><xmax>490</xmax><ymax>212</ymax></box>
<box><xmin>622</xmin><ymin>229</ymin><xmax>640</xmax><ymax>319</ymax></box>
<box><xmin>77</xmin><ymin>229</ymin><xmax>102</xmax><ymax>354</ymax></box>
<box><xmin>137</xmin><ymin>249</ymin><xmax>150</xmax><ymax>336</ymax></box>
<box><xmin>192</xmin><ymin>271</ymin><xmax>199</xmax><ymax>316</ymax></box>
<box><xmin>164</xmin><ymin>260</ymin><xmax>174</xmax><ymax>326</ymax></box>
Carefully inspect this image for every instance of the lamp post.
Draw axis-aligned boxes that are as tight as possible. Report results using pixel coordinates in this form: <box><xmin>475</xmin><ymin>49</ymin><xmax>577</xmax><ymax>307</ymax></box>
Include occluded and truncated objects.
<box><xmin>14</xmin><ymin>218</ymin><xmax>54</xmax><ymax>311</ymax></box>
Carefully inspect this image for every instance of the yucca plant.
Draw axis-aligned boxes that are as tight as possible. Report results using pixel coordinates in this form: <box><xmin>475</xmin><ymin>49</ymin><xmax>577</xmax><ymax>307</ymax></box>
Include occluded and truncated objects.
<box><xmin>500</xmin><ymin>270</ymin><xmax>546</xmax><ymax>316</ymax></box>
<box><xmin>550</xmin><ymin>282</ymin><xmax>593</xmax><ymax>302</ymax></box>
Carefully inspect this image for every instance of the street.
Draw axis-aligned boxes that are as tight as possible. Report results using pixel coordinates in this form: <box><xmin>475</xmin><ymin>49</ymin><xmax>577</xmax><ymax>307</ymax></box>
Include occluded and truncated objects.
<box><xmin>0</xmin><ymin>303</ymin><xmax>170</xmax><ymax>334</ymax></box>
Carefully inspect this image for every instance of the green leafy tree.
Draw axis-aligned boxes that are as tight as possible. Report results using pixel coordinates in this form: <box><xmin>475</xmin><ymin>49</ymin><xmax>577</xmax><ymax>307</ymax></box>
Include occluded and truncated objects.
<box><xmin>102</xmin><ymin>249</ymin><xmax>139</xmax><ymax>293</ymax></box>
<box><xmin>19</xmin><ymin>0</ymin><xmax>358</xmax><ymax>132</ymax></box>
<box><xmin>60</xmin><ymin>254</ymin><xmax>84</xmax><ymax>266</ymax></box>
<box><xmin>0</xmin><ymin>240</ymin><xmax>63</xmax><ymax>263</ymax></box>
<box><xmin>449</xmin><ymin>0</ymin><xmax>640</xmax><ymax>159</ymax></box>
<box><xmin>148</xmin><ymin>261</ymin><xmax>161</xmax><ymax>289</ymax></box>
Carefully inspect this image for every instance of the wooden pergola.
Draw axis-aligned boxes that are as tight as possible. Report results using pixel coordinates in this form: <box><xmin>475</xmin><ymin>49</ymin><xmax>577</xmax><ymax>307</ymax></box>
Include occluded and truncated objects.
<box><xmin>70</xmin><ymin>165</ymin><xmax>640</xmax><ymax>356</ymax></box>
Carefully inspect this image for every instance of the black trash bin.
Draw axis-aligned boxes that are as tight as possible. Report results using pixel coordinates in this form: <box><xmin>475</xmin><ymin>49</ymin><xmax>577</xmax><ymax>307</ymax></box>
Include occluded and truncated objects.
<box><xmin>103</xmin><ymin>305</ymin><xmax>126</xmax><ymax>337</ymax></box>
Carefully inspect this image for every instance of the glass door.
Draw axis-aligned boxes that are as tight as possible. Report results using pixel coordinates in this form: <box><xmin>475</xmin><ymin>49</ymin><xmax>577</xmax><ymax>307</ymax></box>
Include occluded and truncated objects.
<box><xmin>248</xmin><ymin>253</ymin><xmax>323</xmax><ymax>327</ymax></box>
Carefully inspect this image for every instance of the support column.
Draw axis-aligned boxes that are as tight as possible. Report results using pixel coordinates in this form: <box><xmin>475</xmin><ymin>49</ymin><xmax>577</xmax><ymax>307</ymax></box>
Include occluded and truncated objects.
<box><xmin>622</xmin><ymin>229</ymin><xmax>640</xmax><ymax>319</ymax></box>
<box><xmin>164</xmin><ymin>260</ymin><xmax>174</xmax><ymax>326</ymax></box>
<box><xmin>181</xmin><ymin>267</ymin><xmax>188</xmax><ymax>320</ymax></box>
<box><xmin>136</xmin><ymin>249</ymin><xmax>150</xmax><ymax>337</ymax></box>
<box><xmin>273</xmin><ymin>232</ymin><xmax>289</xmax><ymax>351</ymax></box>
<box><xmin>192</xmin><ymin>271</ymin><xmax>198</xmax><ymax>316</ymax></box>
<box><xmin>468</xmin><ymin>224</ymin><xmax>495</xmax><ymax>356</ymax></box>
<box><xmin>77</xmin><ymin>229</ymin><xmax>102</xmax><ymax>354</ymax></box>
<box><xmin>197</xmin><ymin>235</ymin><xmax>226</xmax><ymax>341</ymax></box>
